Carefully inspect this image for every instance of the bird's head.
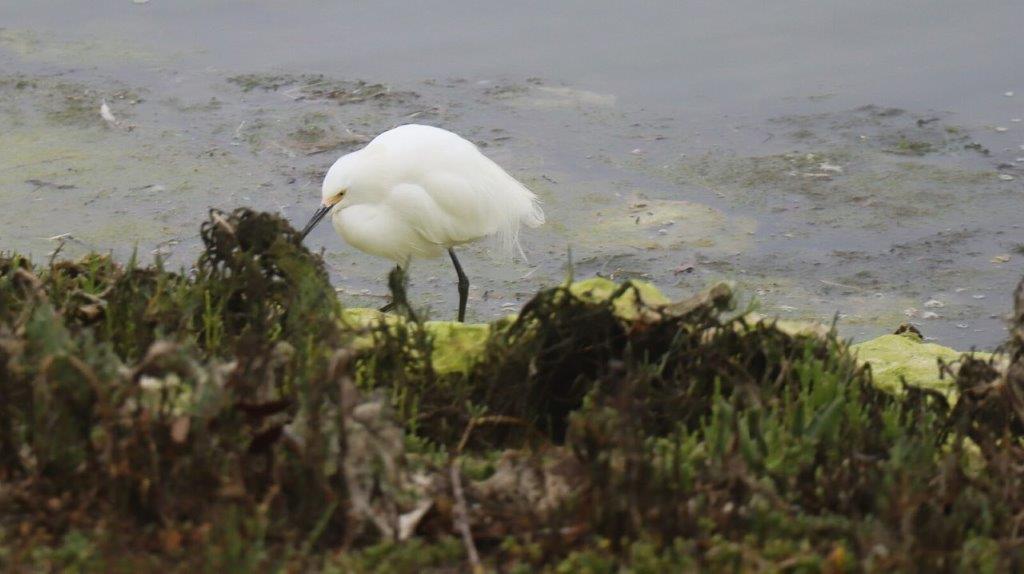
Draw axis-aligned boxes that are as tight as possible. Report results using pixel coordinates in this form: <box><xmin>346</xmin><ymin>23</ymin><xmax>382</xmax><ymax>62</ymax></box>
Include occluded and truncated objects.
<box><xmin>299</xmin><ymin>155</ymin><xmax>353</xmax><ymax>241</ymax></box>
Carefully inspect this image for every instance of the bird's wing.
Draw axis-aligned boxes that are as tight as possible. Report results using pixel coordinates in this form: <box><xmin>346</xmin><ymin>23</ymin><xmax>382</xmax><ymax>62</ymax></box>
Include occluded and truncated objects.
<box><xmin>375</xmin><ymin>125</ymin><xmax>544</xmax><ymax>256</ymax></box>
<box><xmin>385</xmin><ymin>182</ymin><xmax>475</xmax><ymax>248</ymax></box>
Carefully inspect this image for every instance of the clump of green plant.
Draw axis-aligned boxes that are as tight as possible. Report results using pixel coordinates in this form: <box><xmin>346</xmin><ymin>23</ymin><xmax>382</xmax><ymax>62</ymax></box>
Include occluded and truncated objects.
<box><xmin>4</xmin><ymin>208</ymin><xmax>1024</xmax><ymax>572</ymax></box>
<box><xmin>353</xmin><ymin>271</ymin><xmax>1024</xmax><ymax>570</ymax></box>
<box><xmin>0</xmin><ymin>209</ymin><xmax>353</xmax><ymax>571</ymax></box>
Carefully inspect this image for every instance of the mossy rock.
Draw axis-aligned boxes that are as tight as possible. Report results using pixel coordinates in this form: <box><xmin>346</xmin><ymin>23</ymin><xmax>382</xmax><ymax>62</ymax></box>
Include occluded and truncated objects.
<box><xmin>340</xmin><ymin>277</ymin><xmax>672</xmax><ymax>374</ymax></box>
<box><xmin>851</xmin><ymin>332</ymin><xmax>991</xmax><ymax>394</ymax></box>
<box><xmin>426</xmin><ymin>321</ymin><xmax>492</xmax><ymax>374</ymax></box>
<box><xmin>568</xmin><ymin>276</ymin><xmax>671</xmax><ymax>320</ymax></box>
<box><xmin>746</xmin><ymin>313</ymin><xmax>831</xmax><ymax>339</ymax></box>
<box><xmin>342</xmin><ymin>307</ymin><xmax>492</xmax><ymax>375</ymax></box>
<box><xmin>345</xmin><ymin>280</ymin><xmax>992</xmax><ymax>394</ymax></box>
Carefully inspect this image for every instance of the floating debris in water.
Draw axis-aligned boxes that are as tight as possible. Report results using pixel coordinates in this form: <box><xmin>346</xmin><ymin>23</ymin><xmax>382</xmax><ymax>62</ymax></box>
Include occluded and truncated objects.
<box><xmin>992</xmin><ymin>254</ymin><xmax>1012</xmax><ymax>263</ymax></box>
<box><xmin>999</xmin><ymin>174</ymin><xmax>1016</xmax><ymax>181</ymax></box>
<box><xmin>995</xmin><ymin>126</ymin><xmax>1009</xmax><ymax>132</ymax></box>
<box><xmin>921</xmin><ymin>310</ymin><xmax>941</xmax><ymax>319</ymax></box>
<box><xmin>673</xmin><ymin>261</ymin><xmax>695</xmax><ymax>275</ymax></box>
<box><xmin>100</xmin><ymin>100</ymin><xmax>117</xmax><ymax>125</ymax></box>
<box><xmin>1006</xmin><ymin>91</ymin><xmax>1016</xmax><ymax>97</ymax></box>
<box><xmin>818</xmin><ymin>162</ymin><xmax>843</xmax><ymax>173</ymax></box>
<box><xmin>924</xmin><ymin>299</ymin><xmax>945</xmax><ymax>308</ymax></box>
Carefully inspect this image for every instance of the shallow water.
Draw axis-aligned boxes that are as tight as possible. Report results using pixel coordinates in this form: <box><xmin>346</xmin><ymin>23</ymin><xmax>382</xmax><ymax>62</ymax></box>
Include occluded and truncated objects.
<box><xmin>2</xmin><ymin>0</ymin><xmax>1022</xmax><ymax>348</ymax></box>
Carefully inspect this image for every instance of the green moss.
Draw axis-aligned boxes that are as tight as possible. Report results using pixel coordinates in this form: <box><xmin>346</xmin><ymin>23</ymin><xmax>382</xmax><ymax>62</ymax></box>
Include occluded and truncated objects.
<box><xmin>852</xmin><ymin>332</ymin><xmax>990</xmax><ymax>394</ymax></box>
<box><xmin>568</xmin><ymin>276</ymin><xmax>671</xmax><ymax>318</ymax></box>
<box><xmin>425</xmin><ymin>320</ymin><xmax>492</xmax><ymax>373</ymax></box>
<box><xmin>342</xmin><ymin>277</ymin><xmax>671</xmax><ymax>376</ymax></box>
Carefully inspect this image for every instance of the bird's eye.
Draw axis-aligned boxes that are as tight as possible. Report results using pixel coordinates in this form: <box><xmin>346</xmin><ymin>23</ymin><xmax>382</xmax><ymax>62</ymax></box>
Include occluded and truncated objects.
<box><xmin>326</xmin><ymin>191</ymin><xmax>345</xmax><ymax>207</ymax></box>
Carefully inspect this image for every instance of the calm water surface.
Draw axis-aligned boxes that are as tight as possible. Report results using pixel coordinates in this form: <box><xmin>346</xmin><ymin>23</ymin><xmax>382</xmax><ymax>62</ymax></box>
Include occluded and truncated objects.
<box><xmin>2</xmin><ymin>0</ymin><xmax>1022</xmax><ymax>347</ymax></box>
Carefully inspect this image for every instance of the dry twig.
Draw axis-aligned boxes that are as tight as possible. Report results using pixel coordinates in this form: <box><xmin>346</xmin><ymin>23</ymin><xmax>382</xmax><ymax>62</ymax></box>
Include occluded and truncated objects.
<box><xmin>450</xmin><ymin>459</ymin><xmax>483</xmax><ymax>573</ymax></box>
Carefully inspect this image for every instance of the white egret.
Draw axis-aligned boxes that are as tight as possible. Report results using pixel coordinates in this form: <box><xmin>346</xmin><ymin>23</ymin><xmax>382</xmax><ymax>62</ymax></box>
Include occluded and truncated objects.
<box><xmin>300</xmin><ymin>124</ymin><xmax>545</xmax><ymax>321</ymax></box>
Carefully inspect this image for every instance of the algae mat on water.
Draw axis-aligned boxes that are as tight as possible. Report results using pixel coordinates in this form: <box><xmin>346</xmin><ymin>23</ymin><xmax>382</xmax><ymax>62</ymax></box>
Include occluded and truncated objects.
<box><xmin>3</xmin><ymin>208</ymin><xmax>1024</xmax><ymax>572</ymax></box>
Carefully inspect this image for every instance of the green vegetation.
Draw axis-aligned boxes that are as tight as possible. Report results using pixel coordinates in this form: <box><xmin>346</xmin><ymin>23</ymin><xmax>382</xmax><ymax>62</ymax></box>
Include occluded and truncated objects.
<box><xmin>2</xmin><ymin>209</ymin><xmax>1023</xmax><ymax>571</ymax></box>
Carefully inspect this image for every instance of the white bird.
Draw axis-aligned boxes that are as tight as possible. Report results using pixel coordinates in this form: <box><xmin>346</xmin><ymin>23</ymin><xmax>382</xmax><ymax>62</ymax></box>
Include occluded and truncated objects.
<box><xmin>300</xmin><ymin>124</ymin><xmax>545</xmax><ymax>321</ymax></box>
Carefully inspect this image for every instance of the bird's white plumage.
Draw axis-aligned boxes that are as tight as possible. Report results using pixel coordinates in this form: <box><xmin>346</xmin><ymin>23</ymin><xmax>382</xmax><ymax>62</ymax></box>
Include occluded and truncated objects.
<box><xmin>322</xmin><ymin>124</ymin><xmax>544</xmax><ymax>262</ymax></box>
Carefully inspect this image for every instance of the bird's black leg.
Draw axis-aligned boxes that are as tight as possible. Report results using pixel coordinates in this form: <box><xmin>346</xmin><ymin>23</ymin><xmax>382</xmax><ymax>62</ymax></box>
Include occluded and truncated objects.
<box><xmin>379</xmin><ymin>265</ymin><xmax>401</xmax><ymax>313</ymax></box>
<box><xmin>448</xmin><ymin>248</ymin><xmax>469</xmax><ymax>322</ymax></box>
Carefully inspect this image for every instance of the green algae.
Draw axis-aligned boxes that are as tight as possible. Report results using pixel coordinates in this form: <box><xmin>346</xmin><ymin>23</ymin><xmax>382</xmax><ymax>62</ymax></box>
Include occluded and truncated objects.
<box><xmin>569</xmin><ymin>197</ymin><xmax>757</xmax><ymax>254</ymax></box>
<box><xmin>342</xmin><ymin>307</ymin><xmax>492</xmax><ymax>375</ymax></box>
<box><xmin>635</xmin><ymin>108</ymin><xmax>1002</xmax><ymax>235</ymax></box>
<box><xmin>568</xmin><ymin>276</ymin><xmax>670</xmax><ymax>317</ymax></box>
<box><xmin>0</xmin><ymin>125</ymin><xmax>253</xmax><ymax>255</ymax></box>
<box><xmin>608</xmin><ymin>106</ymin><xmax>1016</xmax><ymax>351</ymax></box>
<box><xmin>424</xmin><ymin>320</ymin><xmax>492</xmax><ymax>374</ymax></box>
<box><xmin>340</xmin><ymin>276</ymin><xmax>672</xmax><ymax>376</ymax></box>
<box><xmin>852</xmin><ymin>332</ymin><xmax>989</xmax><ymax>394</ymax></box>
<box><xmin>666</xmin><ymin>147</ymin><xmax>996</xmax><ymax>224</ymax></box>
<box><xmin>0</xmin><ymin>77</ymin><xmax>277</xmax><ymax>260</ymax></box>
<box><xmin>0</xmin><ymin>28</ymin><xmax>161</xmax><ymax>67</ymax></box>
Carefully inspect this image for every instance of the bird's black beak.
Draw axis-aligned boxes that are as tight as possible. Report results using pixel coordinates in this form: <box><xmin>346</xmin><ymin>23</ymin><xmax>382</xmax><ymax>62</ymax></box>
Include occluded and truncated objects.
<box><xmin>300</xmin><ymin>204</ymin><xmax>331</xmax><ymax>241</ymax></box>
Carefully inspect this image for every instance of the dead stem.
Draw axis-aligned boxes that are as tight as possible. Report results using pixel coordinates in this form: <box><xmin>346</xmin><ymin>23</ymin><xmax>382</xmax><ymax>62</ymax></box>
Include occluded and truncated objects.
<box><xmin>450</xmin><ymin>459</ymin><xmax>483</xmax><ymax>573</ymax></box>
